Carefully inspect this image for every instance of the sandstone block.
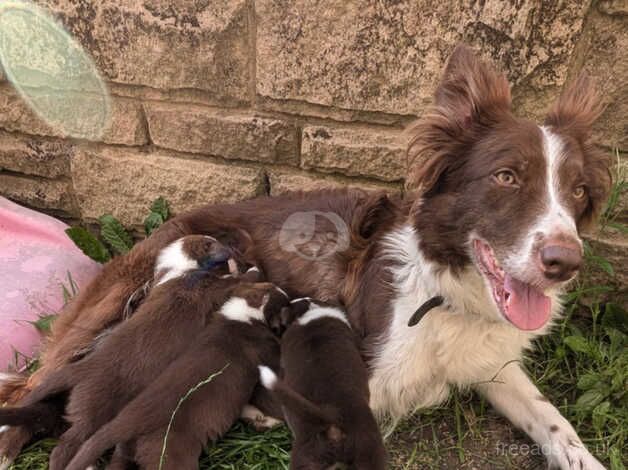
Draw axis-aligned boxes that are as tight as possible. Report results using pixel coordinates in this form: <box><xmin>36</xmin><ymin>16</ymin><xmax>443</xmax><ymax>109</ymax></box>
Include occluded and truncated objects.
<box><xmin>256</xmin><ymin>0</ymin><xmax>589</xmax><ymax>116</ymax></box>
<box><xmin>573</xmin><ymin>9</ymin><xmax>627</xmax><ymax>151</ymax></box>
<box><xmin>301</xmin><ymin>125</ymin><xmax>405</xmax><ymax>182</ymax></box>
<box><xmin>36</xmin><ymin>0</ymin><xmax>251</xmax><ymax>102</ymax></box>
<box><xmin>0</xmin><ymin>173</ymin><xmax>75</xmax><ymax>213</ymax></box>
<box><xmin>268</xmin><ymin>168</ymin><xmax>400</xmax><ymax>195</ymax></box>
<box><xmin>71</xmin><ymin>147</ymin><xmax>265</xmax><ymax>226</ymax></box>
<box><xmin>145</xmin><ymin>103</ymin><xmax>298</xmax><ymax>164</ymax></box>
<box><xmin>0</xmin><ymin>131</ymin><xmax>72</xmax><ymax>178</ymax></box>
<box><xmin>0</xmin><ymin>89</ymin><xmax>147</xmax><ymax>145</ymax></box>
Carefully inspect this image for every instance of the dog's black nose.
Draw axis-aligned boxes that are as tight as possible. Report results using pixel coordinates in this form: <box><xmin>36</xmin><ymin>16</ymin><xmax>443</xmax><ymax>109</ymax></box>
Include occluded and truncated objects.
<box><xmin>540</xmin><ymin>245</ymin><xmax>581</xmax><ymax>281</ymax></box>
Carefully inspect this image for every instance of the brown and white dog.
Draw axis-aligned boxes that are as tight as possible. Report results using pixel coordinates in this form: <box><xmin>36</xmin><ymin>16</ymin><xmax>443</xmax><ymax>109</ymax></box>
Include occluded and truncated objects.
<box><xmin>260</xmin><ymin>298</ymin><xmax>386</xmax><ymax>470</ymax></box>
<box><xmin>0</xmin><ymin>45</ymin><xmax>611</xmax><ymax>470</ymax></box>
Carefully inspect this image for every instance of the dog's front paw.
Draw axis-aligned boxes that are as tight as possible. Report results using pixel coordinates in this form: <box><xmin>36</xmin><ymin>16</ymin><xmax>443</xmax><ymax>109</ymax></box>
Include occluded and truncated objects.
<box><xmin>240</xmin><ymin>404</ymin><xmax>283</xmax><ymax>431</ymax></box>
<box><xmin>547</xmin><ymin>433</ymin><xmax>605</xmax><ymax>470</ymax></box>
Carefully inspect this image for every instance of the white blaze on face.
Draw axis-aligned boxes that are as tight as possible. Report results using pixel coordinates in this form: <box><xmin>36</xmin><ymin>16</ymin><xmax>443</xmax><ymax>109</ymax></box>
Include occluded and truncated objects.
<box><xmin>154</xmin><ymin>239</ymin><xmax>199</xmax><ymax>286</ymax></box>
<box><xmin>218</xmin><ymin>297</ymin><xmax>265</xmax><ymax>323</ymax></box>
<box><xmin>538</xmin><ymin>126</ymin><xmax>580</xmax><ymax>243</ymax></box>
<box><xmin>297</xmin><ymin>306</ymin><xmax>350</xmax><ymax>327</ymax></box>
<box><xmin>504</xmin><ymin>127</ymin><xmax>582</xmax><ymax>281</ymax></box>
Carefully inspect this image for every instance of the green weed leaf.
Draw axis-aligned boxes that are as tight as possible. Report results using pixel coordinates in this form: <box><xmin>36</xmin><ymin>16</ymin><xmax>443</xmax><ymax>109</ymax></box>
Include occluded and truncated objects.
<box><xmin>564</xmin><ymin>336</ymin><xmax>590</xmax><ymax>355</ymax></box>
<box><xmin>144</xmin><ymin>212</ymin><xmax>164</xmax><ymax>236</ymax></box>
<box><xmin>576</xmin><ymin>388</ymin><xmax>606</xmax><ymax>411</ymax></box>
<box><xmin>150</xmin><ymin>196</ymin><xmax>169</xmax><ymax>220</ymax></box>
<box><xmin>30</xmin><ymin>314</ymin><xmax>57</xmax><ymax>333</ymax></box>
<box><xmin>144</xmin><ymin>197</ymin><xmax>170</xmax><ymax>236</ymax></box>
<box><xmin>99</xmin><ymin>214</ymin><xmax>133</xmax><ymax>255</ymax></box>
<box><xmin>577</xmin><ymin>373</ymin><xmax>600</xmax><ymax>390</ymax></box>
<box><xmin>65</xmin><ymin>227</ymin><xmax>111</xmax><ymax>263</ymax></box>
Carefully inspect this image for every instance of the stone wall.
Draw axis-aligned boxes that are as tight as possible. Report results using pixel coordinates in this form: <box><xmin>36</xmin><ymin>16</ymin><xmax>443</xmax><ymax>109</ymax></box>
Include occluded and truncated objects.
<box><xmin>0</xmin><ymin>1</ymin><xmax>625</xmax><ymax>281</ymax></box>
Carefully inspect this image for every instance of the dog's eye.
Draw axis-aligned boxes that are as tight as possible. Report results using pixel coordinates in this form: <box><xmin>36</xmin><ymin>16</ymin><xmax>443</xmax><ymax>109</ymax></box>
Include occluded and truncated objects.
<box><xmin>573</xmin><ymin>185</ymin><xmax>586</xmax><ymax>199</ymax></box>
<box><xmin>493</xmin><ymin>169</ymin><xmax>518</xmax><ymax>187</ymax></box>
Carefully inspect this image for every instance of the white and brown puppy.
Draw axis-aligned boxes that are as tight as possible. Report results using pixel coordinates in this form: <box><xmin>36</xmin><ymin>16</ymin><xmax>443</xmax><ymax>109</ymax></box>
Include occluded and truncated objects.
<box><xmin>260</xmin><ymin>298</ymin><xmax>386</xmax><ymax>470</ymax></box>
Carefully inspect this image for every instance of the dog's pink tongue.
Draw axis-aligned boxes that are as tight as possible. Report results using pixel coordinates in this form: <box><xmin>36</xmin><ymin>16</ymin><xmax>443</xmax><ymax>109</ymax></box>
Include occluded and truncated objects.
<box><xmin>503</xmin><ymin>276</ymin><xmax>551</xmax><ymax>331</ymax></box>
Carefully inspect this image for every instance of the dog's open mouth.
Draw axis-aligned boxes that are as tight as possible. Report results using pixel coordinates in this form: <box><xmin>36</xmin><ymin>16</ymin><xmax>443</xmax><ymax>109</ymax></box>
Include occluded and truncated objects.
<box><xmin>472</xmin><ymin>239</ymin><xmax>551</xmax><ymax>331</ymax></box>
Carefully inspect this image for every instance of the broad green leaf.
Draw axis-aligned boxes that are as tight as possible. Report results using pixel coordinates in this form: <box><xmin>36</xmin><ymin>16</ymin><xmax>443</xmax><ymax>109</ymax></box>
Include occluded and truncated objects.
<box><xmin>29</xmin><ymin>314</ymin><xmax>56</xmax><ymax>333</ymax></box>
<box><xmin>65</xmin><ymin>227</ymin><xmax>111</xmax><ymax>263</ymax></box>
<box><xmin>150</xmin><ymin>196</ymin><xmax>170</xmax><ymax>221</ymax></box>
<box><xmin>591</xmin><ymin>400</ymin><xmax>610</xmax><ymax>430</ymax></box>
<box><xmin>564</xmin><ymin>335</ymin><xmax>591</xmax><ymax>355</ymax></box>
<box><xmin>99</xmin><ymin>214</ymin><xmax>133</xmax><ymax>254</ymax></box>
<box><xmin>609</xmin><ymin>445</ymin><xmax>625</xmax><ymax>470</ymax></box>
<box><xmin>144</xmin><ymin>212</ymin><xmax>164</xmax><ymax>236</ymax></box>
<box><xmin>577</xmin><ymin>373</ymin><xmax>600</xmax><ymax>391</ymax></box>
<box><xmin>576</xmin><ymin>388</ymin><xmax>606</xmax><ymax>411</ymax></box>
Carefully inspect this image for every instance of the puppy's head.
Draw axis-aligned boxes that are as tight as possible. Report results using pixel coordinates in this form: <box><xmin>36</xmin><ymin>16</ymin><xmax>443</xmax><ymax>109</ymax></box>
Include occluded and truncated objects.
<box><xmin>154</xmin><ymin>235</ymin><xmax>242</xmax><ymax>285</ymax></box>
<box><xmin>226</xmin><ymin>282</ymin><xmax>292</xmax><ymax>335</ymax></box>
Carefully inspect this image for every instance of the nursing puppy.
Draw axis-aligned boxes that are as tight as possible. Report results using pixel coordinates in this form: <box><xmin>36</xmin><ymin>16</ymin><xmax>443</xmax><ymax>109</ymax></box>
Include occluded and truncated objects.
<box><xmin>1</xmin><ymin>235</ymin><xmax>251</xmax><ymax>470</ymax></box>
<box><xmin>64</xmin><ymin>280</ymin><xmax>290</xmax><ymax>470</ymax></box>
<box><xmin>260</xmin><ymin>298</ymin><xmax>386</xmax><ymax>470</ymax></box>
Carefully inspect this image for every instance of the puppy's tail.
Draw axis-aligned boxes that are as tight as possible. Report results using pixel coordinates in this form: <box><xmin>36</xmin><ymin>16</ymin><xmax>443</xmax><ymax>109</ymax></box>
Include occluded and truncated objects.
<box><xmin>0</xmin><ymin>399</ymin><xmax>64</xmax><ymax>437</ymax></box>
<box><xmin>258</xmin><ymin>366</ymin><xmax>336</xmax><ymax>426</ymax></box>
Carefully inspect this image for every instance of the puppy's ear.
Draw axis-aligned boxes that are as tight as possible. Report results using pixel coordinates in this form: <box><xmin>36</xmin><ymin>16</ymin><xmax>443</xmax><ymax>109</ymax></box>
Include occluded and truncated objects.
<box><xmin>240</xmin><ymin>267</ymin><xmax>264</xmax><ymax>282</ymax></box>
<box><xmin>406</xmin><ymin>44</ymin><xmax>511</xmax><ymax>195</ymax></box>
<box><xmin>216</xmin><ymin>228</ymin><xmax>255</xmax><ymax>261</ymax></box>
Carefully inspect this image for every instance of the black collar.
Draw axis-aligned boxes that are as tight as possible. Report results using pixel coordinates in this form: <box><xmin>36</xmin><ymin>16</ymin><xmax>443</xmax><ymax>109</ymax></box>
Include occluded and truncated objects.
<box><xmin>407</xmin><ymin>296</ymin><xmax>444</xmax><ymax>326</ymax></box>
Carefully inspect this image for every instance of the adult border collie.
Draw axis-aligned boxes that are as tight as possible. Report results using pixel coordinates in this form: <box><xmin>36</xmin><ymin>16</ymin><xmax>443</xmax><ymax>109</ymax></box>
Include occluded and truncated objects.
<box><xmin>0</xmin><ymin>45</ymin><xmax>610</xmax><ymax>469</ymax></box>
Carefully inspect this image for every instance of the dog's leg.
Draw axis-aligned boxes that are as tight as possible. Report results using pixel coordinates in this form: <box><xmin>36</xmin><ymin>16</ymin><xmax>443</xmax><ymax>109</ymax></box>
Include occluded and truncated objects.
<box><xmin>475</xmin><ymin>363</ymin><xmax>604</xmax><ymax>470</ymax></box>
<box><xmin>105</xmin><ymin>443</ymin><xmax>135</xmax><ymax>470</ymax></box>
<box><xmin>0</xmin><ymin>426</ymin><xmax>30</xmax><ymax>470</ymax></box>
<box><xmin>240</xmin><ymin>404</ymin><xmax>283</xmax><ymax>431</ymax></box>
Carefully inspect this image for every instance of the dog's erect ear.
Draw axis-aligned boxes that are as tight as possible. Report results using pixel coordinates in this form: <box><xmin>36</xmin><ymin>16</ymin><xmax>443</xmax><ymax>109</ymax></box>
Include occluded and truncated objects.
<box><xmin>546</xmin><ymin>74</ymin><xmax>611</xmax><ymax>232</ymax></box>
<box><xmin>435</xmin><ymin>44</ymin><xmax>511</xmax><ymax>129</ymax></box>
<box><xmin>406</xmin><ymin>44</ymin><xmax>511</xmax><ymax>194</ymax></box>
<box><xmin>545</xmin><ymin>73</ymin><xmax>603</xmax><ymax>144</ymax></box>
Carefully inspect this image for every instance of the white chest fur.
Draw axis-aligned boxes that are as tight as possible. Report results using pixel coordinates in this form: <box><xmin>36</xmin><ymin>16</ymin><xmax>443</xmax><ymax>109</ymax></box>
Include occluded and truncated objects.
<box><xmin>368</xmin><ymin>225</ymin><xmax>542</xmax><ymax>421</ymax></box>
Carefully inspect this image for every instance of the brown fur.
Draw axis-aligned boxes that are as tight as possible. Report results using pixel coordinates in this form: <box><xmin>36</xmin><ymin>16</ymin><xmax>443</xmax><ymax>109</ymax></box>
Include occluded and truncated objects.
<box><xmin>64</xmin><ymin>282</ymin><xmax>289</xmax><ymax>470</ymax></box>
<box><xmin>264</xmin><ymin>299</ymin><xmax>387</xmax><ymax>470</ymax></box>
<box><xmin>1</xmin><ymin>237</ymin><xmax>250</xmax><ymax>469</ymax></box>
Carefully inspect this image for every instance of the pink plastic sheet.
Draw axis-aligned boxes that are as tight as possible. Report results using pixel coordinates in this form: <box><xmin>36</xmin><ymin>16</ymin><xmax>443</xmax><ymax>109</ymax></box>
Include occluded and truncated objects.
<box><xmin>0</xmin><ymin>197</ymin><xmax>102</xmax><ymax>371</ymax></box>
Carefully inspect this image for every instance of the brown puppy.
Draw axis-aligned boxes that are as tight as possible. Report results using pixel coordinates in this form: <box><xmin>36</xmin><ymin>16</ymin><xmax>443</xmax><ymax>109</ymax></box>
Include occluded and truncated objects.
<box><xmin>64</xmin><ymin>280</ymin><xmax>290</xmax><ymax>470</ymax></box>
<box><xmin>259</xmin><ymin>298</ymin><xmax>387</xmax><ymax>470</ymax></box>
<box><xmin>0</xmin><ymin>235</ymin><xmax>251</xmax><ymax>470</ymax></box>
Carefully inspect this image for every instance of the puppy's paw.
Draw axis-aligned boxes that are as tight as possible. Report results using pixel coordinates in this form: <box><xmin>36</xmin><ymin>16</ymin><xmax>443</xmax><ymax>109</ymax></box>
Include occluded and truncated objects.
<box><xmin>547</xmin><ymin>433</ymin><xmax>605</xmax><ymax>470</ymax></box>
<box><xmin>240</xmin><ymin>405</ymin><xmax>283</xmax><ymax>431</ymax></box>
<box><xmin>0</xmin><ymin>426</ymin><xmax>31</xmax><ymax>470</ymax></box>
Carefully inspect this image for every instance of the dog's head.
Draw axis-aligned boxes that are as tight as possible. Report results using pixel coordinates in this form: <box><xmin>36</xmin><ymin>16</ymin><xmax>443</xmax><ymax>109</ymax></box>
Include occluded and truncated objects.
<box><xmin>153</xmin><ymin>235</ymin><xmax>242</xmax><ymax>285</ymax></box>
<box><xmin>406</xmin><ymin>45</ymin><xmax>611</xmax><ymax>331</ymax></box>
<box><xmin>227</xmin><ymin>281</ymin><xmax>293</xmax><ymax>335</ymax></box>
